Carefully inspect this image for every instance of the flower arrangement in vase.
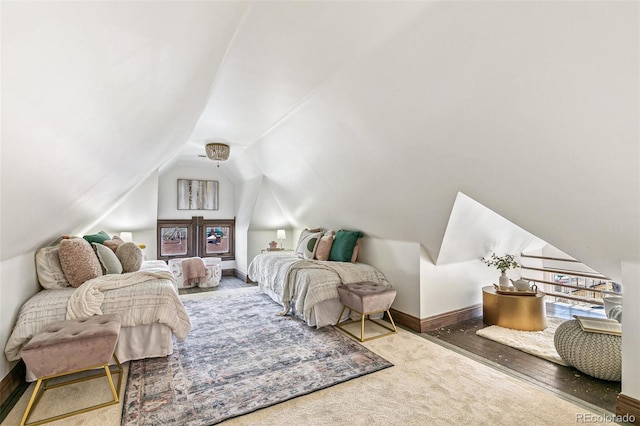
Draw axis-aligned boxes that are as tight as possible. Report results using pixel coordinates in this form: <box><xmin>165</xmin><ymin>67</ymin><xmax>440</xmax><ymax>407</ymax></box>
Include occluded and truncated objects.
<box><xmin>481</xmin><ymin>253</ymin><xmax>519</xmax><ymax>288</ymax></box>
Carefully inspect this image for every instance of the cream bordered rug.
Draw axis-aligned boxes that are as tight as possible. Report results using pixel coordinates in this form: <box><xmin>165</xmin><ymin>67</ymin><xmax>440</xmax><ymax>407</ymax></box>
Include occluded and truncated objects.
<box><xmin>476</xmin><ymin>316</ymin><xmax>568</xmax><ymax>366</ymax></box>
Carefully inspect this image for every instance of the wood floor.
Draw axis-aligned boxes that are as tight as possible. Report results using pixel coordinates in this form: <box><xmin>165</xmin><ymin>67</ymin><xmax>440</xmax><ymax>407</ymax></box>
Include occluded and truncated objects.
<box><xmin>423</xmin><ymin>302</ymin><xmax>621</xmax><ymax>413</ymax></box>
<box><xmin>178</xmin><ymin>275</ymin><xmax>256</xmax><ymax>295</ymax></box>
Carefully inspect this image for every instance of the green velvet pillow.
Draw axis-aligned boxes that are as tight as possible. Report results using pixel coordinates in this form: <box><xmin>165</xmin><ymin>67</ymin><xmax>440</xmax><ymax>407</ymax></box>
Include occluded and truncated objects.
<box><xmin>329</xmin><ymin>230</ymin><xmax>363</xmax><ymax>262</ymax></box>
<box><xmin>83</xmin><ymin>230</ymin><xmax>111</xmax><ymax>245</ymax></box>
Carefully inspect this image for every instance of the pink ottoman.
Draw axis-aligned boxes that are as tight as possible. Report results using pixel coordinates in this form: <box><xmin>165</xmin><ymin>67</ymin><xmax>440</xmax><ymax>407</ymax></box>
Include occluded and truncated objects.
<box><xmin>20</xmin><ymin>314</ymin><xmax>123</xmax><ymax>426</ymax></box>
<box><xmin>335</xmin><ymin>282</ymin><xmax>397</xmax><ymax>342</ymax></box>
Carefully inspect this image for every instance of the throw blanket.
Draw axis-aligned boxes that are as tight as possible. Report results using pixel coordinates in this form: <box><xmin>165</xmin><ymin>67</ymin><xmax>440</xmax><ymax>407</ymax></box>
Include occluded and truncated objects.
<box><xmin>5</xmin><ymin>269</ymin><xmax>191</xmax><ymax>362</ymax></box>
<box><xmin>181</xmin><ymin>257</ymin><xmax>206</xmax><ymax>287</ymax></box>
<box><xmin>66</xmin><ymin>270</ymin><xmax>176</xmax><ymax>319</ymax></box>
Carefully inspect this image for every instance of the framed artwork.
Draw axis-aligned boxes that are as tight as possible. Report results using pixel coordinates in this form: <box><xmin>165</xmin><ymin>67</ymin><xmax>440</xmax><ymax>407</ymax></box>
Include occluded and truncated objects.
<box><xmin>177</xmin><ymin>179</ymin><xmax>219</xmax><ymax>210</ymax></box>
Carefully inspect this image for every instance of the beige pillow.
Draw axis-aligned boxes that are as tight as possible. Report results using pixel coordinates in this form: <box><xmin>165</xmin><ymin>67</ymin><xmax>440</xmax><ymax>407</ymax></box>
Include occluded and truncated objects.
<box><xmin>116</xmin><ymin>242</ymin><xmax>143</xmax><ymax>273</ymax></box>
<box><xmin>315</xmin><ymin>235</ymin><xmax>334</xmax><ymax>261</ymax></box>
<box><xmin>93</xmin><ymin>243</ymin><xmax>123</xmax><ymax>275</ymax></box>
<box><xmin>35</xmin><ymin>245</ymin><xmax>70</xmax><ymax>289</ymax></box>
<box><xmin>103</xmin><ymin>235</ymin><xmax>125</xmax><ymax>253</ymax></box>
<box><xmin>59</xmin><ymin>238</ymin><xmax>103</xmax><ymax>287</ymax></box>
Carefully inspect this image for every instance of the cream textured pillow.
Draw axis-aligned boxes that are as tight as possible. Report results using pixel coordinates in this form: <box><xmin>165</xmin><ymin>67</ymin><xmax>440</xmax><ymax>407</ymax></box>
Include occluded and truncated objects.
<box><xmin>59</xmin><ymin>238</ymin><xmax>103</xmax><ymax>287</ymax></box>
<box><xmin>92</xmin><ymin>243</ymin><xmax>123</xmax><ymax>275</ymax></box>
<box><xmin>116</xmin><ymin>242</ymin><xmax>143</xmax><ymax>273</ymax></box>
<box><xmin>35</xmin><ymin>245</ymin><xmax>70</xmax><ymax>289</ymax></box>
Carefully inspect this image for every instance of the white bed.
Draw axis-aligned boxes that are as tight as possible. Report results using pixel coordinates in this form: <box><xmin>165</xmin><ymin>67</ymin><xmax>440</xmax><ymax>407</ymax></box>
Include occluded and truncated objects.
<box><xmin>4</xmin><ymin>260</ymin><xmax>191</xmax><ymax>381</ymax></box>
<box><xmin>248</xmin><ymin>252</ymin><xmax>391</xmax><ymax>327</ymax></box>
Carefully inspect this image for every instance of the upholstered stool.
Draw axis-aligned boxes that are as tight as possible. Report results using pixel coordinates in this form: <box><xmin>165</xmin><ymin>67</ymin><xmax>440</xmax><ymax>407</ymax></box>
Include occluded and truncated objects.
<box><xmin>168</xmin><ymin>257</ymin><xmax>222</xmax><ymax>289</ymax></box>
<box><xmin>20</xmin><ymin>314</ymin><xmax>123</xmax><ymax>426</ymax></box>
<box><xmin>335</xmin><ymin>282</ymin><xmax>397</xmax><ymax>342</ymax></box>
<box><xmin>554</xmin><ymin>319</ymin><xmax>621</xmax><ymax>381</ymax></box>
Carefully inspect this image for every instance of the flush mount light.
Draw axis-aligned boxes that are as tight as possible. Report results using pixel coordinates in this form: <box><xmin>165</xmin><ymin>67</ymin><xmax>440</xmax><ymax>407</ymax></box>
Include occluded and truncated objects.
<box><xmin>205</xmin><ymin>143</ymin><xmax>230</xmax><ymax>167</ymax></box>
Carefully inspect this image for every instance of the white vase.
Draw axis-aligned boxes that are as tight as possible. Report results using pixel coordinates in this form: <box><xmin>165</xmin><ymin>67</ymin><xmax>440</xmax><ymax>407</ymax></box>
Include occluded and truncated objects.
<box><xmin>498</xmin><ymin>271</ymin><xmax>510</xmax><ymax>288</ymax></box>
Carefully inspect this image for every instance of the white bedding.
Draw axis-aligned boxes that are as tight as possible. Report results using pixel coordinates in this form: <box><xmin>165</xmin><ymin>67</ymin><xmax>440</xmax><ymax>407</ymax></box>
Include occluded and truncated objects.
<box><xmin>4</xmin><ymin>260</ymin><xmax>191</xmax><ymax>363</ymax></box>
<box><xmin>248</xmin><ymin>252</ymin><xmax>390</xmax><ymax>327</ymax></box>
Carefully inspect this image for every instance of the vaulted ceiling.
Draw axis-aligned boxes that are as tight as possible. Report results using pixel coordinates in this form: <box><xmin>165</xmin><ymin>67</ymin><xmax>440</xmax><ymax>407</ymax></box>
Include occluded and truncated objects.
<box><xmin>2</xmin><ymin>1</ymin><xmax>638</xmax><ymax>283</ymax></box>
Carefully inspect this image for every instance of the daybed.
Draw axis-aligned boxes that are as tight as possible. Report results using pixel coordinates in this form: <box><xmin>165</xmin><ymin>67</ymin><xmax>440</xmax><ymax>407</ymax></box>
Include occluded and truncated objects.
<box><xmin>4</xmin><ymin>233</ymin><xmax>191</xmax><ymax>381</ymax></box>
<box><xmin>248</xmin><ymin>229</ymin><xmax>391</xmax><ymax>327</ymax></box>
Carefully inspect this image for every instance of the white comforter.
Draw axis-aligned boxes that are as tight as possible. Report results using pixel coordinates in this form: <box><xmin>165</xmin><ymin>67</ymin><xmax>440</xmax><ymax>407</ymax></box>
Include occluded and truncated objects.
<box><xmin>248</xmin><ymin>253</ymin><xmax>390</xmax><ymax>324</ymax></box>
<box><xmin>4</xmin><ymin>262</ymin><xmax>191</xmax><ymax>362</ymax></box>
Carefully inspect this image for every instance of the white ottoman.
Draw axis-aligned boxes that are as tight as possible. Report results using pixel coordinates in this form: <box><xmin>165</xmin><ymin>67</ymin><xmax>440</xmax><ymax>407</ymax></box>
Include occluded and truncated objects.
<box><xmin>168</xmin><ymin>257</ymin><xmax>222</xmax><ymax>289</ymax></box>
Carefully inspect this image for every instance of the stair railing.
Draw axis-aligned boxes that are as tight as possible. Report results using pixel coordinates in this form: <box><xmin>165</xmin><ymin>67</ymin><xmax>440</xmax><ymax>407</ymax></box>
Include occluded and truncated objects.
<box><xmin>519</xmin><ymin>254</ymin><xmax>620</xmax><ymax>306</ymax></box>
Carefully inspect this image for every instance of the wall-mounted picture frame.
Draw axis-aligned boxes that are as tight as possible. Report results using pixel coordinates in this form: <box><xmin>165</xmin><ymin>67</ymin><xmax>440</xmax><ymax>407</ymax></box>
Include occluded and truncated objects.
<box><xmin>177</xmin><ymin>179</ymin><xmax>219</xmax><ymax>210</ymax></box>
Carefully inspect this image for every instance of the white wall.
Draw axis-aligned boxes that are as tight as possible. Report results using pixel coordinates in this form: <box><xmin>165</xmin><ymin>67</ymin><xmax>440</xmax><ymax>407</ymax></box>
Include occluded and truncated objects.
<box><xmin>621</xmin><ymin>262</ymin><xmax>639</xmax><ymax>401</ymax></box>
<box><xmin>357</xmin><ymin>238</ymin><xmax>421</xmax><ymax>318</ymax></box>
<box><xmin>158</xmin><ymin>161</ymin><xmax>237</xmax><ymax>269</ymax></box>
<box><xmin>86</xmin><ymin>170</ymin><xmax>160</xmax><ymax>259</ymax></box>
<box><xmin>420</xmin><ymin>250</ymin><xmax>499</xmax><ymax>319</ymax></box>
<box><xmin>0</xmin><ymin>254</ymin><xmax>39</xmax><ymax>380</ymax></box>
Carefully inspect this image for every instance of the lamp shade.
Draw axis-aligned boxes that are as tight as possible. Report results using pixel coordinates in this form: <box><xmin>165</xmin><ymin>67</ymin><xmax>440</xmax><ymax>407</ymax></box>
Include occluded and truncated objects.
<box><xmin>120</xmin><ymin>232</ymin><xmax>133</xmax><ymax>242</ymax></box>
<box><xmin>276</xmin><ymin>230</ymin><xmax>286</xmax><ymax>240</ymax></box>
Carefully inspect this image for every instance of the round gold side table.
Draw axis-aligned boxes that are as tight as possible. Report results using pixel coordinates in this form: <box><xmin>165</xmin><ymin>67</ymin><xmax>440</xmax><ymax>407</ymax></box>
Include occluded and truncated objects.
<box><xmin>482</xmin><ymin>286</ymin><xmax>547</xmax><ymax>331</ymax></box>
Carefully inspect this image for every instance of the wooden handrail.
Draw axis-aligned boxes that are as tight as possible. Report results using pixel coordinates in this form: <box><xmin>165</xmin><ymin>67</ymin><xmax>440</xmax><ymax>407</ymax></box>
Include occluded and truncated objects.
<box><xmin>520</xmin><ymin>254</ymin><xmax>581</xmax><ymax>263</ymax></box>
<box><xmin>520</xmin><ymin>277</ymin><xmax>619</xmax><ymax>295</ymax></box>
<box><xmin>542</xmin><ymin>291</ymin><xmax>605</xmax><ymax>306</ymax></box>
<box><xmin>520</xmin><ymin>266</ymin><xmax>609</xmax><ymax>281</ymax></box>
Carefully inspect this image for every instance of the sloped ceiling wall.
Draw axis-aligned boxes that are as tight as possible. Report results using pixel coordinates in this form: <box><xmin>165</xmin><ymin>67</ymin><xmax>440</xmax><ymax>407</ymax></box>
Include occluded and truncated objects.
<box><xmin>225</xmin><ymin>1</ymin><xmax>639</xmax><ymax>282</ymax></box>
<box><xmin>1</xmin><ymin>1</ymin><xmax>638</xmax><ymax>284</ymax></box>
<box><xmin>1</xmin><ymin>1</ymin><xmax>247</xmax><ymax>260</ymax></box>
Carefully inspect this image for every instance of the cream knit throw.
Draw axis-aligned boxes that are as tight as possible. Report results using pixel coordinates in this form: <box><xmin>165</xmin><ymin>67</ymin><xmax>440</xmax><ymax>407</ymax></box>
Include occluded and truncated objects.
<box><xmin>67</xmin><ymin>270</ymin><xmax>176</xmax><ymax>320</ymax></box>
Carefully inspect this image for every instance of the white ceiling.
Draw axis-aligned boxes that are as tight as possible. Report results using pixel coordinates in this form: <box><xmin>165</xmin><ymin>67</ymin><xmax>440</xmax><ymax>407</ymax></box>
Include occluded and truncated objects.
<box><xmin>178</xmin><ymin>2</ymin><xmax>431</xmax><ymax>164</ymax></box>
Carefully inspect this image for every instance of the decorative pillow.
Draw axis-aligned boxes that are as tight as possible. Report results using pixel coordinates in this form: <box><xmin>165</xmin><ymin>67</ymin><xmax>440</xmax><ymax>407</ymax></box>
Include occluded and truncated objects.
<box><xmin>82</xmin><ymin>230</ymin><xmax>111</xmax><ymax>245</ymax></box>
<box><xmin>92</xmin><ymin>243</ymin><xmax>123</xmax><ymax>275</ymax></box>
<box><xmin>35</xmin><ymin>245</ymin><xmax>70</xmax><ymax>289</ymax></box>
<box><xmin>59</xmin><ymin>238</ymin><xmax>103</xmax><ymax>287</ymax></box>
<box><xmin>296</xmin><ymin>229</ymin><xmax>323</xmax><ymax>260</ymax></box>
<box><xmin>329</xmin><ymin>230</ymin><xmax>363</xmax><ymax>262</ymax></box>
<box><xmin>103</xmin><ymin>236</ymin><xmax>125</xmax><ymax>253</ymax></box>
<box><xmin>315</xmin><ymin>235</ymin><xmax>334</xmax><ymax>261</ymax></box>
<box><xmin>295</xmin><ymin>229</ymin><xmax>320</xmax><ymax>257</ymax></box>
<box><xmin>116</xmin><ymin>242</ymin><xmax>143</xmax><ymax>273</ymax></box>
<box><xmin>351</xmin><ymin>239</ymin><xmax>360</xmax><ymax>263</ymax></box>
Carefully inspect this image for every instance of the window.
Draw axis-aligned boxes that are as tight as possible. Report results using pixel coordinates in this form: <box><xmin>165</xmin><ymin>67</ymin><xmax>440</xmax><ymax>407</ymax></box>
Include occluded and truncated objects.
<box><xmin>199</xmin><ymin>219</ymin><xmax>235</xmax><ymax>260</ymax></box>
<box><xmin>157</xmin><ymin>217</ymin><xmax>235</xmax><ymax>261</ymax></box>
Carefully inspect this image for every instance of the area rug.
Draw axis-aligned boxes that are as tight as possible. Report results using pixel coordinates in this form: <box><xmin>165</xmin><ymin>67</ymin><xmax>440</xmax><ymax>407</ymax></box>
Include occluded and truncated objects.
<box><xmin>121</xmin><ymin>291</ymin><xmax>392</xmax><ymax>425</ymax></box>
<box><xmin>476</xmin><ymin>316</ymin><xmax>568</xmax><ymax>366</ymax></box>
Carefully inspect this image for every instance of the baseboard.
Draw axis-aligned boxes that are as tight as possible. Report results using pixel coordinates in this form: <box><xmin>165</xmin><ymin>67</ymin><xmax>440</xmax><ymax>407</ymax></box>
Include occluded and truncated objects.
<box><xmin>390</xmin><ymin>304</ymin><xmax>482</xmax><ymax>333</ymax></box>
<box><xmin>419</xmin><ymin>304</ymin><xmax>483</xmax><ymax>332</ymax></box>
<box><xmin>617</xmin><ymin>393</ymin><xmax>640</xmax><ymax>425</ymax></box>
<box><xmin>233</xmin><ymin>269</ymin><xmax>251</xmax><ymax>283</ymax></box>
<box><xmin>222</xmin><ymin>268</ymin><xmax>235</xmax><ymax>277</ymax></box>
<box><xmin>0</xmin><ymin>360</ymin><xmax>27</xmax><ymax>422</ymax></box>
<box><xmin>389</xmin><ymin>309</ymin><xmax>422</xmax><ymax>332</ymax></box>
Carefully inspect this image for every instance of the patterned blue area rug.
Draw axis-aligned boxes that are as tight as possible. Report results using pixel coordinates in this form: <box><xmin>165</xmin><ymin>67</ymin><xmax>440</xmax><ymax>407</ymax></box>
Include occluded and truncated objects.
<box><xmin>121</xmin><ymin>291</ymin><xmax>392</xmax><ymax>425</ymax></box>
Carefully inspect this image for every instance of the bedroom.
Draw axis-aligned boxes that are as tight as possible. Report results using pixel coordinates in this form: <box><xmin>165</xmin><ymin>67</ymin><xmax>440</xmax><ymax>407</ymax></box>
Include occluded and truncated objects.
<box><xmin>1</xmin><ymin>0</ymin><xmax>639</xmax><ymax>424</ymax></box>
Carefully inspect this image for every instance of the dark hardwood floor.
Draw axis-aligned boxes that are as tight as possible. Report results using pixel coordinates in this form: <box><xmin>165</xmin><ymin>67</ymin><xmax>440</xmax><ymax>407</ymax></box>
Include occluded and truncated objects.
<box><xmin>422</xmin><ymin>303</ymin><xmax>621</xmax><ymax>413</ymax></box>
<box><xmin>178</xmin><ymin>276</ymin><xmax>256</xmax><ymax>295</ymax></box>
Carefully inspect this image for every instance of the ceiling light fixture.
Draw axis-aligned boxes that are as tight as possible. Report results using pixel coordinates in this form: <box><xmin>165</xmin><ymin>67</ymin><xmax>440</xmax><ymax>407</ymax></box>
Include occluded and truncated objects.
<box><xmin>205</xmin><ymin>143</ymin><xmax>230</xmax><ymax>167</ymax></box>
